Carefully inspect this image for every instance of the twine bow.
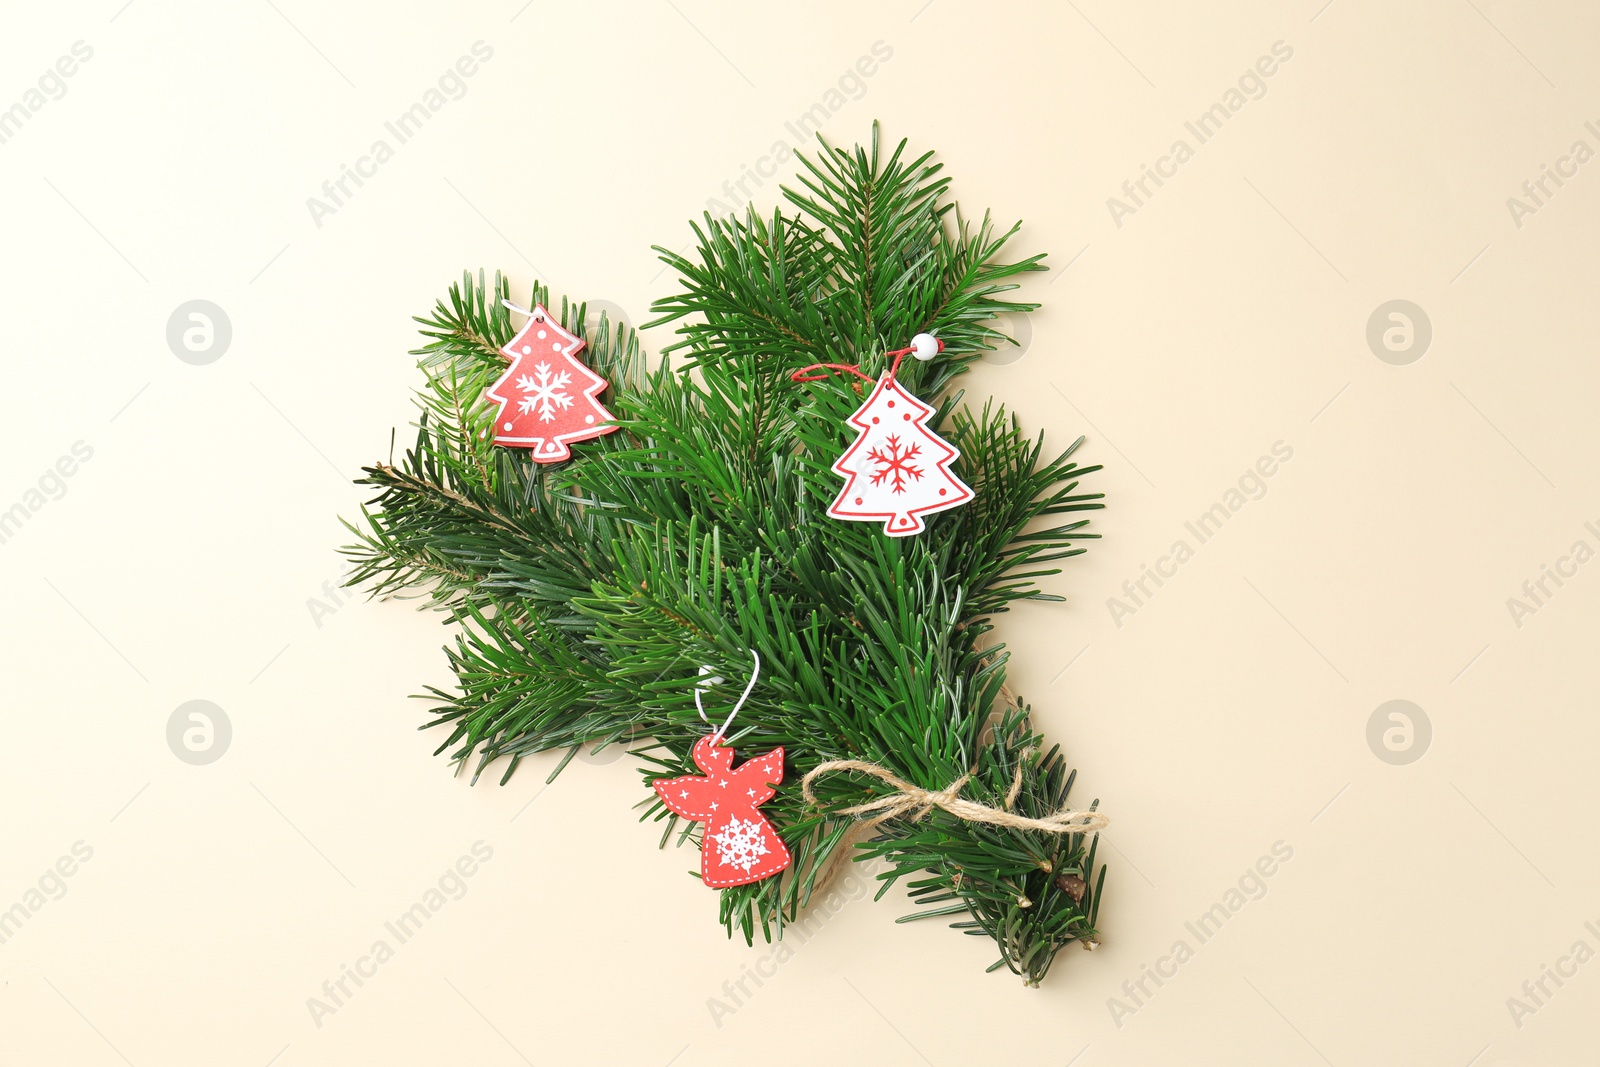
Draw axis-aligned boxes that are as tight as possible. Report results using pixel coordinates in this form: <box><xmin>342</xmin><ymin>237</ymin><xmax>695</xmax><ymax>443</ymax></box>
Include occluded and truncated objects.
<box><xmin>799</xmin><ymin>759</ymin><xmax>1110</xmax><ymax>835</ymax></box>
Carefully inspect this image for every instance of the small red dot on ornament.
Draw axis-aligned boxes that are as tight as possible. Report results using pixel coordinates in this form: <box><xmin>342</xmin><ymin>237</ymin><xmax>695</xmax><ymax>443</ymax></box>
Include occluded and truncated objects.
<box><xmin>887</xmin><ymin>400</ymin><xmax>895</xmax><ymax>408</ymax></box>
<box><xmin>902</xmin><ymin>413</ymin><xmax>910</xmax><ymax>421</ymax></box>
<box><xmin>939</xmin><ymin>488</ymin><xmax>947</xmax><ymax>496</ymax></box>
<box><xmin>855</xmin><ymin>498</ymin><xmax>863</xmax><ymax>505</ymax></box>
<box><xmin>871</xmin><ymin>417</ymin><xmax>880</xmax><ymax>424</ymax></box>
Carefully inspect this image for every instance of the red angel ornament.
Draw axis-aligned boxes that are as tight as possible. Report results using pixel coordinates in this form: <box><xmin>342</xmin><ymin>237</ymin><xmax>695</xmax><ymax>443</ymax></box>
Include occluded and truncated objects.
<box><xmin>653</xmin><ymin>735</ymin><xmax>791</xmax><ymax>888</ymax></box>
<box><xmin>795</xmin><ymin>337</ymin><xmax>973</xmax><ymax>537</ymax></box>
<box><xmin>484</xmin><ymin>303</ymin><xmax>617</xmax><ymax>462</ymax></box>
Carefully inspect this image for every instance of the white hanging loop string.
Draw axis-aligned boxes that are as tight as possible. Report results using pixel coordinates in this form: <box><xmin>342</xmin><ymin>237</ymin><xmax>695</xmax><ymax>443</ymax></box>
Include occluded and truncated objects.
<box><xmin>501</xmin><ymin>298</ymin><xmax>535</xmax><ymax>318</ymax></box>
<box><xmin>695</xmin><ymin>650</ymin><xmax>761</xmax><ymax>742</ymax></box>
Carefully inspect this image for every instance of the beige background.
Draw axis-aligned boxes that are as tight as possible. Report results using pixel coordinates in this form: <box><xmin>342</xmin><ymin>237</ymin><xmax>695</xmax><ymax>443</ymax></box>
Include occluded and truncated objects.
<box><xmin>2</xmin><ymin>0</ymin><xmax>1596</xmax><ymax>1063</ymax></box>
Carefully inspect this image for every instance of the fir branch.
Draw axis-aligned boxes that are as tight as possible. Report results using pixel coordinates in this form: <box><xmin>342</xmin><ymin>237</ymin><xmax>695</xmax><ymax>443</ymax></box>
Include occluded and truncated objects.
<box><xmin>345</xmin><ymin>127</ymin><xmax>1109</xmax><ymax>985</ymax></box>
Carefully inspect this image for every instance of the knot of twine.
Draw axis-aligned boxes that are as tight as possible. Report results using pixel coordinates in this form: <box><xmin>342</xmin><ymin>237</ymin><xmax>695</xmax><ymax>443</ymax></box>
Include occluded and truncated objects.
<box><xmin>799</xmin><ymin>759</ymin><xmax>1110</xmax><ymax>835</ymax></box>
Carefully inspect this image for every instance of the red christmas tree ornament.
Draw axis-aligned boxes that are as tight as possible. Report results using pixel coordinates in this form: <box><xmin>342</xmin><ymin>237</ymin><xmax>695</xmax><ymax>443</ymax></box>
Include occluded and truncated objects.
<box><xmin>653</xmin><ymin>735</ymin><xmax>792</xmax><ymax>888</ymax></box>
<box><xmin>484</xmin><ymin>303</ymin><xmax>617</xmax><ymax>462</ymax></box>
<box><xmin>794</xmin><ymin>336</ymin><xmax>973</xmax><ymax>537</ymax></box>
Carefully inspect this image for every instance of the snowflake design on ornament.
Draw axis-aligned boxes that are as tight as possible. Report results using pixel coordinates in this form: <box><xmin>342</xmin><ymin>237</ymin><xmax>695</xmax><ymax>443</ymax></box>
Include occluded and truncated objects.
<box><xmin>866</xmin><ymin>435</ymin><xmax>924</xmax><ymax>494</ymax></box>
<box><xmin>516</xmin><ymin>362</ymin><xmax>575</xmax><ymax>423</ymax></box>
<box><xmin>710</xmin><ymin>816</ymin><xmax>771</xmax><ymax>873</ymax></box>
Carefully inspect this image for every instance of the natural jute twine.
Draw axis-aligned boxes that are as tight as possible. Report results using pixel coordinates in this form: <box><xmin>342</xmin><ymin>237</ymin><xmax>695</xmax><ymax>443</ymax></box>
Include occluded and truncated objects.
<box><xmin>800</xmin><ymin>759</ymin><xmax>1110</xmax><ymax>834</ymax></box>
<box><xmin>797</xmin><ymin>758</ymin><xmax>1110</xmax><ymax>900</ymax></box>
